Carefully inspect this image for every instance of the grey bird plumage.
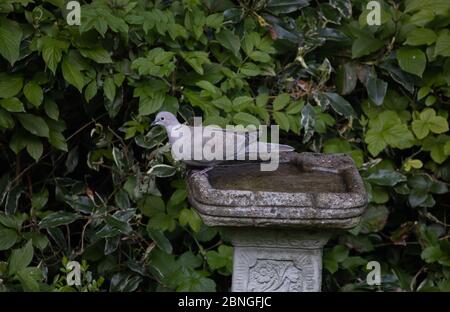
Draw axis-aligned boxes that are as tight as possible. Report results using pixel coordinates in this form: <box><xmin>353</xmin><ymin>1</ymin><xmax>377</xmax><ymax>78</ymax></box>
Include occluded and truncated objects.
<box><xmin>151</xmin><ymin>111</ymin><xmax>294</xmax><ymax>167</ymax></box>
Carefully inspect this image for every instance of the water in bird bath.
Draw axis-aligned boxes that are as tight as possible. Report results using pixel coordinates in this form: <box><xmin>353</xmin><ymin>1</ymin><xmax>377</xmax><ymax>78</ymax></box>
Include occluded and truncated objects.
<box><xmin>207</xmin><ymin>163</ymin><xmax>347</xmax><ymax>193</ymax></box>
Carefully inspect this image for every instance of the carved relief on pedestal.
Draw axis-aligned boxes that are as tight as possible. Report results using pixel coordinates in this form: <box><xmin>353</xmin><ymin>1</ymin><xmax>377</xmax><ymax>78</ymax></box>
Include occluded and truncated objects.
<box><xmin>248</xmin><ymin>260</ymin><xmax>304</xmax><ymax>292</ymax></box>
<box><xmin>232</xmin><ymin>247</ymin><xmax>319</xmax><ymax>292</ymax></box>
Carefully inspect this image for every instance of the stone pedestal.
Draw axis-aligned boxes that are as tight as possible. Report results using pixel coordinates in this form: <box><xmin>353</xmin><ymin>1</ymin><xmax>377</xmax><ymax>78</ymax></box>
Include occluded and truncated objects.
<box><xmin>226</xmin><ymin>228</ymin><xmax>330</xmax><ymax>292</ymax></box>
<box><xmin>187</xmin><ymin>153</ymin><xmax>367</xmax><ymax>292</ymax></box>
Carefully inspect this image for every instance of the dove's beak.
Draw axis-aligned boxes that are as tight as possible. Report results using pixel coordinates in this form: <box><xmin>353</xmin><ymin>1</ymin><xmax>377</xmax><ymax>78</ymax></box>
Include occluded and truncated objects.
<box><xmin>151</xmin><ymin>119</ymin><xmax>158</xmax><ymax>126</ymax></box>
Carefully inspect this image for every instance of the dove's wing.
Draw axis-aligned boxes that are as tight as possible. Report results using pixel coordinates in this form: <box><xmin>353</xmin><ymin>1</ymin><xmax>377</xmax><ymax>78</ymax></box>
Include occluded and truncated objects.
<box><xmin>191</xmin><ymin>126</ymin><xmax>260</xmax><ymax>160</ymax></box>
<box><xmin>168</xmin><ymin>124</ymin><xmax>294</xmax><ymax>166</ymax></box>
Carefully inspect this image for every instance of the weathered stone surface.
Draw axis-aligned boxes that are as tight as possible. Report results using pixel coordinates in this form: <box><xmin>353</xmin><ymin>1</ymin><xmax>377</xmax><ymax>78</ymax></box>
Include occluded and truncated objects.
<box><xmin>187</xmin><ymin>152</ymin><xmax>367</xmax><ymax>229</ymax></box>
<box><xmin>187</xmin><ymin>152</ymin><xmax>367</xmax><ymax>292</ymax></box>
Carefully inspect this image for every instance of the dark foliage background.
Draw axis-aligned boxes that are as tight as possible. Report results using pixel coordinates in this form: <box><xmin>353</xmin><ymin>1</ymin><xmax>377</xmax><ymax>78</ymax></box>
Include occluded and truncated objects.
<box><xmin>0</xmin><ymin>0</ymin><xmax>449</xmax><ymax>291</ymax></box>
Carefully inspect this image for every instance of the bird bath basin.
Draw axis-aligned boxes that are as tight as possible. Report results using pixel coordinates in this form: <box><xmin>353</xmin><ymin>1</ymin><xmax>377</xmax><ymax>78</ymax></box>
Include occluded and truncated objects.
<box><xmin>187</xmin><ymin>152</ymin><xmax>367</xmax><ymax>292</ymax></box>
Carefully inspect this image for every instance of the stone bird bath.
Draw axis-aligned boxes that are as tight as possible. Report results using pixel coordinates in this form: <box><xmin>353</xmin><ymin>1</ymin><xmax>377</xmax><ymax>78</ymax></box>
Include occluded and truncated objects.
<box><xmin>187</xmin><ymin>152</ymin><xmax>367</xmax><ymax>292</ymax></box>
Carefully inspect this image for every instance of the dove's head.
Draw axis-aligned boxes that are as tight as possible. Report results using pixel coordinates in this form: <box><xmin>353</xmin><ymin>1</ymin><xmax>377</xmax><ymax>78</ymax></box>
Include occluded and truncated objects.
<box><xmin>151</xmin><ymin>111</ymin><xmax>180</xmax><ymax>129</ymax></box>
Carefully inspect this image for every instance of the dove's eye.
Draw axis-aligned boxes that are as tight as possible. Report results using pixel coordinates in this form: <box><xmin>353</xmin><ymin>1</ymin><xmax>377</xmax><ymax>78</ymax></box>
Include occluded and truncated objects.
<box><xmin>160</xmin><ymin>117</ymin><xmax>165</xmax><ymax>121</ymax></box>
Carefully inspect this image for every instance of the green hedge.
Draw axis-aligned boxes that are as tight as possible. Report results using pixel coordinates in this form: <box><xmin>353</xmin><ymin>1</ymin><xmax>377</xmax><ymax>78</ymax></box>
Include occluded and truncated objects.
<box><xmin>0</xmin><ymin>0</ymin><xmax>449</xmax><ymax>291</ymax></box>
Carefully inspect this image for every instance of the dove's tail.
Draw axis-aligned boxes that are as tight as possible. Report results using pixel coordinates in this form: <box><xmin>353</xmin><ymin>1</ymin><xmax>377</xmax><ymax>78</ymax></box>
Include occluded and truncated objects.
<box><xmin>241</xmin><ymin>142</ymin><xmax>295</xmax><ymax>160</ymax></box>
<box><xmin>277</xmin><ymin>144</ymin><xmax>295</xmax><ymax>152</ymax></box>
<box><xmin>250</xmin><ymin>142</ymin><xmax>294</xmax><ymax>152</ymax></box>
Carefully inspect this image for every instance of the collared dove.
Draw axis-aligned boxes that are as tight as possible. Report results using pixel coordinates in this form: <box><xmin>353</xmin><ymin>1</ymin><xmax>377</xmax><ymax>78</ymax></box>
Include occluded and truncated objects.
<box><xmin>151</xmin><ymin>111</ymin><xmax>294</xmax><ymax>167</ymax></box>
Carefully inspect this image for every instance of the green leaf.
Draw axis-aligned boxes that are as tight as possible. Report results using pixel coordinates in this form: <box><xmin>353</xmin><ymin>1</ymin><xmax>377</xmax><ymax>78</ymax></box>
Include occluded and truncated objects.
<box><xmin>367</xmin><ymin>77</ymin><xmax>388</xmax><ymax>106</ymax></box>
<box><xmin>40</xmin><ymin>37</ymin><xmax>69</xmax><ymax>74</ymax></box>
<box><xmin>301</xmin><ymin>103</ymin><xmax>316</xmax><ymax>143</ymax></box>
<box><xmin>365</xmin><ymin>110</ymin><xmax>415</xmax><ymax>156</ymax></box>
<box><xmin>434</xmin><ymin>29</ymin><xmax>450</xmax><ymax>57</ymax></box>
<box><xmin>273</xmin><ymin>93</ymin><xmax>290</xmax><ymax>111</ymax></box>
<box><xmin>196</xmin><ymin>80</ymin><xmax>221</xmax><ymax>97</ymax></box>
<box><xmin>0</xmin><ymin>97</ymin><xmax>24</xmax><ymax>112</ymax></box>
<box><xmin>109</xmin><ymin>273</ymin><xmax>142</xmax><ymax>292</ymax></box>
<box><xmin>0</xmin><ymin>108</ymin><xmax>14</xmax><ymax>129</ymax></box>
<box><xmin>249</xmin><ymin>51</ymin><xmax>271</xmax><ymax>63</ymax></box>
<box><xmin>31</xmin><ymin>189</ymin><xmax>49</xmax><ymax>211</ymax></box>
<box><xmin>179</xmin><ymin>51</ymin><xmax>210</xmax><ymax>75</ymax></box>
<box><xmin>405</xmin><ymin>0</ymin><xmax>450</xmax><ymax>13</ymax></box>
<box><xmin>359</xmin><ymin>205</ymin><xmax>389</xmax><ymax>233</ymax></box>
<box><xmin>138</xmin><ymin>195</ymin><xmax>165</xmax><ymax>217</ymax></box>
<box><xmin>179</xmin><ymin>208</ymin><xmax>202</xmax><ymax>233</ymax></box>
<box><xmin>147</xmin><ymin>213</ymin><xmax>176</xmax><ymax>232</ymax></box>
<box><xmin>62</xmin><ymin>55</ymin><xmax>85</xmax><ymax>92</ymax></box>
<box><xmin>23</xmin><ymin>82</ymin><xmax>43</xmax><ymax>107</ymax></box>
<box><xmin>17</xmin><ymin>114</ymin><xmax>49</xmax><ymax>137</ymax></box>
<box><xmin>216</xmin><ymin>29</ymin><xmax>240</xmax><ymax>57</ymax></box>
<box><xmin>243</xmin><ymin>35</ymin><xmax>260</xmax><ymax>53</ymax></box>
<box><xmin>379</xmin><ymin>62</ymin><xmax>415</xmax><ymax>94</ymax></box>
<box><xmin>147</xmin><ymin>229</ymin><xmax>172</xmax><ymax>254</ymax></box>
<box><xmin>397</xmin><ymin>48</ymin><xmax>426</xmax><ymax>77</ymax></box>
<box><xmin>240</xmin><ymin>62</ymin><xmax>261</xmax><ymax>76</ymax></box>
<box><xmin>176</xmin><ymin>272</ymin><xmax>216</xmax><ymax>292</ymax></box>
<box><xmin>26</xmin><ymin>136</ymin><xmax>43</xmax><ymax>161</ymax></box>
<box><xmin>103</xmin><ymin>77</ymin><xmax>116</xmax><ymax>102</ymax></box>
<box><xmin>8</xmin><ymin>240</ymin><xmax>34</xmax><ymax>275</ymax></box>
<box><xmin>84</xmin><ymin>80</ymin><xmax>98</xmax><ymax>102</ymax></box>
<box><xmin>422</xmin><ymin>135</ymin><xmax>449</xmax><ymax>164</ymax></box>
<box><xmin>205</xmin><ymin>13</ymin><xmax>224</xmax><ymax>30</ymax></box>
<box><xmin>131</xmin><ymin>48</ymin><xmax>175</xmax><ymax>78</ymax></box>
<box><xmin>105</xmin><ymin>215</ymin><xmax>132</xmax><ymax>235</ymax></box>
<box><xmin>210</xmin><ymin>97</ymin><xmax>231</xmax><ymax>112</ymax></box>
<box><xmin>0</xmin><ymin>73</ymin><xmax>23</xmax><ymax>98</ymax></box>
<box><xmin>408</xmin><ymin>174</ymin><xmax>432</xmax><ymax>190</ymax></box>
<box><xmin>0</xmin><ymin>17</ymin><xmax>23</xmax><ymax>65</ymax></box>
<box><xmin>232</xmin><ymin>112</ymin><xmax>260</xmax><ymax>126</ymax></box>
<box><xmin>429</xmin><ymin>180</ymin><xmax>448</xmax><ymax>194</ymax></box>
<box><xmin>421</xmin><ymin>246</ymin><xmax>445</xmax><ymax>264</ymax></box>
<box><xmin>39</xmin><ymin>211</ymin><xmax>80</xmax><ymax>229</ymax></box>
<box><xmin>412</xmin><ymin>108</ymin><xmax>449</xmax><ymax>139</ymax></box>
<box><xmin>44</xmin><ymin>99</ymin><xmax>59</xmax><ymax>120</ymax></box>
<box><xmin>79</xmin><ymin>47</ymin><xmax>112</xmax><ymax>64</ymax></box>
<box><xmin>266</xmin><ymin>0</ymin><xmax>310</xmax><ymax>14</ymax></box>
<box><xmin>286</xmin><ymin>100</ymin><xmax>304</xmax><ymax>115</ymax></box>
<box><xmin>0</xmin><ymin>213</ymin><xmax>25</xmax><ymax>230</ymax></box>
<box><xmin>425</xmin><ymin>95</ymin><xmax>436</xmax><ymax>106</ymax></box>
<box><xmin>336</xmin><ymin>63</ymin><xmax>357</xmax><ymax>95</ymax></box>
<box><xmin>445</xmin><ymin>140</ymin><xmax>450</xmax><ymax>156</ymax></box>
<box><xmin>139</xmin><ymin>92</ymin><xmax>164</xmax><ymax>116</ymax></box>
<box><xmin>405</xmin><ymin>28</ymin><xmax>437</xmax><ymax>46</ymax></box>
<box><xmin>49</xmin><ymin>130</ymin><xmax>68</xmax><ymax>152</ymax></box>
<box><xmin>9</xmin><ymin>131</ymin><xmax>26</xmax><ymax>154</ymax></box>
<box><xmin>16</xmin><ymin>267</ymin><xmax>41</xmax><ymax>292</ymax></box>
<box><xmin>323</xmin><ymin>92</ymin><xmax>355</xmax><ymax>117</ymax></box>
<box><xmin>273</xmin><ymin>111</ymin><xmax>290</xmax><ymax>132</ymax></box>
<box><xmin>178</xmin><ymin>251</ymin><xmax>202</xmax><ymax>269</ymax></box>
<box><xmin>324</xmin><ymin>245</ymin><xmax>349</xmax><ymax>273</ymax></box>
<box><xmin>256</xmin><ymin>93</ymin><xmax>269</xmax><ymax>108</ymax></box>
<box><xmin>417</xmin><ymin>86</ymin><xmax>431</xmax><ymax>101</ymax></box>
<box><xmin>232</xmin><ymin>96</ymin><xmax>253</xmax><ymax>111</ymax></box>
<box><xmin>367</xmin><ymin>169</ymin><xmax>407</xmax><ymax>186</ymax></box>
<box><xmin>352</xmin><ymin>35</ymin><xmax>383</xmax><ymax>58</ymax></box>
<box><xmin>287</xmin><ymin>113</ymin><xmax>300</xmax><ymax>133</ymax></box>
<box><xmin>0</xmin><ymin>228</ymin><xmax>18</xmax><ymax>251</ymax></box>
<box><xmin>206</xmin><ymin>245</ymin><xmax>233</xmax><ymax>273</ymax></box>
<box><xmin>403</xmin><ymin>158</ymin><xmax>423</xmax><ymax>171</ymax></box>
<box><xmin>408</xmin><ymin>9</ymin><xmax>435</xmax><ymax>27</ymax></box>
<box><xmin>169</xmin><ymin>188</ymin><xmax>187</xmax><ymax>206</ymax></box>
<box><xmin>329</xmin><ymin>0</ymin><xmax>352</xmax><ymax>17</ymax></box>
<box><xmin>147</xmin><ymin>164</ymin><xmax>176</xmax><ymax>178</ymax></box>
